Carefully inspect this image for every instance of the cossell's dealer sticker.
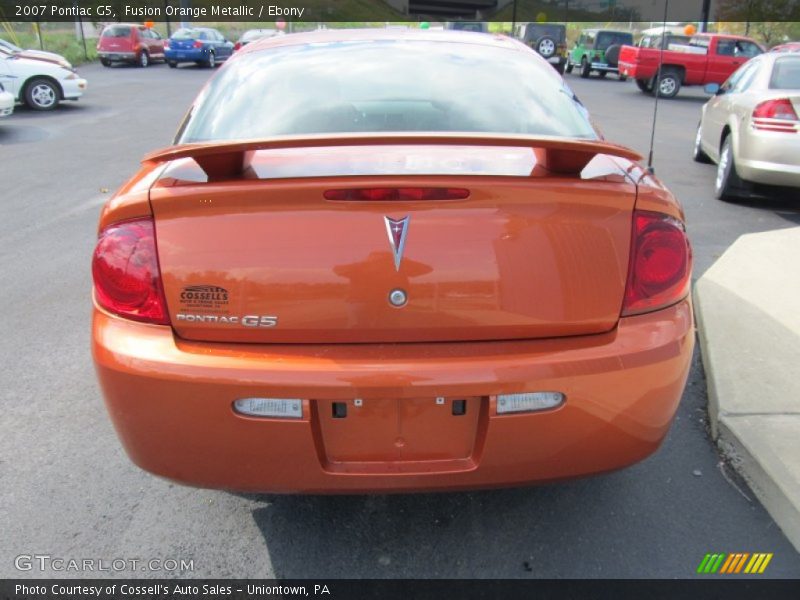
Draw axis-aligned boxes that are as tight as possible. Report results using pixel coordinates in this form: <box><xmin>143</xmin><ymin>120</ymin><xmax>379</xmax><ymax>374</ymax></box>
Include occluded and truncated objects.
<box><xmin>179</xmin><ymin>285</ymin><xmax>229</xmax><ymax>310</ymax></box>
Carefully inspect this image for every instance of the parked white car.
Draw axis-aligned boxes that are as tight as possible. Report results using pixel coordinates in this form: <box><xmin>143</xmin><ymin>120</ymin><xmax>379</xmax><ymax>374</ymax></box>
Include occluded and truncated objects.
<box><xmin>0</xmin><ymin>46</ymin><xmax>87</xmax><ymax>111</ymax></box>
<box><xmin>0</xmin><ymin>38</ymin><xmax>72</xmax><ymax>69</ymax></box>
<box><xmin>0</xmin><ymin>82</ymin><xmax>14</xmax><ymax>118</ymax></box>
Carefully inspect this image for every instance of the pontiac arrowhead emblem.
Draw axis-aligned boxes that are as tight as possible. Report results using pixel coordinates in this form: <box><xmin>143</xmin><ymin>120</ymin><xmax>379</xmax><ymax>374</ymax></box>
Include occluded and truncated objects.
<box><xmin>384</xmin><ymin>216</ymin><xmax>410</xmax><ymax>271</ymax></box>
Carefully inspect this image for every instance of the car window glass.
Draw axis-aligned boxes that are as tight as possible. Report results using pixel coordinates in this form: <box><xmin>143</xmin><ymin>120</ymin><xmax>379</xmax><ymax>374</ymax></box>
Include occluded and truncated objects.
<box><xmin>735</xmin><ymin>42</ymin><xmax>762</xmax><ymax>58</ymax></box>
<box><xmin>770</xmin><ymin>56</ymin><xmax>800</xmax><ymax>89</ymax></box>
<box><xmin>716</xmin><ymin>40</ymin><xmax>736</xmax><ymax>56</ymax></box>
<box><xmin>180</xmin><ymin>40</ymin><xmax>598</xmax><ymax>142</ymax></box>
<box><xmin>103</xmin><ymin>26</ymin><xmax>132</xmax><ymax>38</ymax></box>
<box><xmin>173</xmin><ymin>29</ymin><xmax>199</xmax><ymax>40</ymax></box>
<box><xmin>731</xmin><ymin>61</ymin><xmax>761</xmax><ymax>92</ymax></box>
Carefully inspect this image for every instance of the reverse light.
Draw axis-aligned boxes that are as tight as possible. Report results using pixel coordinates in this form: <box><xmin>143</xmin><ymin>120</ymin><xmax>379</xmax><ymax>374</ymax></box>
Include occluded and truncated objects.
<box><xmin>324</xmin><ymin>188</ymin><xmax>470</xmax><ymax>201</ymax></box>
<box><xmin>92</xmin><ymin>218</ymin><xmax>170</xmax><ymax>325</ymax></box>
<box><xmin>233</xmin><ymin>398</ymin><xmax>303</xmax><ymax>419</ymax></box>
<box><xmin>497</xmin><ymin>392</ymin><xmax>565</xmax><ymax>414</ymax></box>
<box><xmin>622</xmin><ymin>210</ymin><xmax>692</xmax><ymax>316</ymax></box>
<box><xmin>752</xmin><ymin>98</ymin><xmax>799</xmax><ymax>132</ymax></box>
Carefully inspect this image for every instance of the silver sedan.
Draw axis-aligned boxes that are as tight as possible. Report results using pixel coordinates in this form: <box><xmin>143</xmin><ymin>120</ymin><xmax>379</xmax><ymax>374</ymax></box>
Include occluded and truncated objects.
<box><xmin>693</xmin><ymin>51</ymin><xmax>800</xmax><ymax>199</ymax></box>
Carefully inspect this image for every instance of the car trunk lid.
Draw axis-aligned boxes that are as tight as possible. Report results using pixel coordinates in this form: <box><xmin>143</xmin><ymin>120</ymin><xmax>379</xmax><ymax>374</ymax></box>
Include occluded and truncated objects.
<box><xmin>146</xmin><ymin>135</ymin><xmax>640</xmax><ymax>344</ymax></box>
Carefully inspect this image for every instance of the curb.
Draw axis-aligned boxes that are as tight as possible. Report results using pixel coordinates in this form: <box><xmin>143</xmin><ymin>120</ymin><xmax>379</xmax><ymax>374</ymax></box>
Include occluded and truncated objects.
<box><xmin>694</xmin><ymin>227</ymin><xmax>800</xmax><ymax>553</ymax></box>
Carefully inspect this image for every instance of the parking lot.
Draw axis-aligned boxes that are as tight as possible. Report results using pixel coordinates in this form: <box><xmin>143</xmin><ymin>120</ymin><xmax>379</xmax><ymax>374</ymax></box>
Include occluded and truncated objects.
<box><xmin>1</xmin><ymin>61</ymin><xmax>799</xmax><ymax>578</ymax></box>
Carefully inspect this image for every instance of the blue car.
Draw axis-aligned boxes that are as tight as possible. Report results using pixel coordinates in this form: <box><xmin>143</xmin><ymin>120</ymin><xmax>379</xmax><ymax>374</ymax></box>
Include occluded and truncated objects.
<box><xmin>164</xmin><ymin>28</ymin><xmax>234</xmax><ymax>68</ymax></box>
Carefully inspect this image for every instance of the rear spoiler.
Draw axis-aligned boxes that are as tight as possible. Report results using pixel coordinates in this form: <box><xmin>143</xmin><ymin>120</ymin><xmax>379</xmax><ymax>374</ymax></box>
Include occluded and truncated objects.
<box><xmin>142</xmin><ymin>133</ymin><xmax>642</xmax><ymax>180</ymax></box>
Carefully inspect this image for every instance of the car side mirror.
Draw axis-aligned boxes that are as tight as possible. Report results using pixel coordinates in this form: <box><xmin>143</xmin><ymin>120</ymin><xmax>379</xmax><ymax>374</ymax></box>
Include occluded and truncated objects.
<box><xmin>704</xmin><ymin>83</ymin><xmax>721</xmax><ymax>95</ymax></box>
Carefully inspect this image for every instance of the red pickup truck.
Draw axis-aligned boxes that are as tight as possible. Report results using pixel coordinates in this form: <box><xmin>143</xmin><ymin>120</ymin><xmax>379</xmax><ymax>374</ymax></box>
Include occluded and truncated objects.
<box><xmin>618</xmin><ymin>34</ymin><xmax>764</xmax><ymax>98</ymax></box>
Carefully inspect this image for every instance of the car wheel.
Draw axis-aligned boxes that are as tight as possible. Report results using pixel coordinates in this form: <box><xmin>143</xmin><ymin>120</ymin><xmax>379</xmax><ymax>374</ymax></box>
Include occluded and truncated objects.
<box><xmin>100</xmin><ymin>58</ymin><xmax>111</xmax><ymax>67</ymax></box>
<box><xmin>635</xmin><ymin>78</ymin><xmax>652</xmax><ymax>93</ymax></box>
<box><xmin>536</xmin><ymin>36</ymin><xmax>557</xmax><ymax>59</ymax></box>
<box><xmin>24</xmin><ymin>78</ymin><xmax>60</xmax><ymax>111</ymax></box>
<box><xmin>137</xmin><ymin>51</ymin><xmax>150</xmax><ymax>68</ymax></box>
<box><xmin>692</xmin><ymin>122</ymin><xmax>712</xmax><ymax>164</ymax></box>
<box><xmin>604</xmin><ymin>45</ymin><xmax>622</xmax><ymax>68</ymax></box>
<box><xmin>206</xmin><ymin>52</ymin><xmax>216</xmax><ymax>68</ymax></box>
<box><xmin>714</xmin><ymin>136</ymin><xmax>745</xmax><ymax>200</ymax></box>
<box><xmin>653</xmin><ymin>69</ymin><xmax>681</xmax><ymax>98</ymax></box>
<box><xmin>580</xmin><ymin>57</ymin><xmax>591</xmax><ymax>78</ymax></box>
<box><xmin>167</xmin><ymin>60</ymin><xmax>177</xmax><ymax>68</ymax></box>
<box><xmin>564</xmin><ymin>61</ymin><xmax>573</xmax><ymax>74</ymax></box>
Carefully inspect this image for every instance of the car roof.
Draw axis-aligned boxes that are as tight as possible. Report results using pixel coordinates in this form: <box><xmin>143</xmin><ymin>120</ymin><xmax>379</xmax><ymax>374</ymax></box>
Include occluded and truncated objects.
<box><xmin>239</xmin><ymin>28</ymin><xmax>528</xmax><ymax>56</ymax></box>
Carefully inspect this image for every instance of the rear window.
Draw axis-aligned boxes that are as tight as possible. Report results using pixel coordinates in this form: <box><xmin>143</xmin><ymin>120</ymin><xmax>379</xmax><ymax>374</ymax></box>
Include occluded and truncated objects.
<box><xmin>178</xmin><ymin>40</ymin><xmax>597</xmax><ymax>143</ymax></box>
<box><xmin>596</xmin><ymin>32</ymin><xmax>633</xmax><ymax>50</ymax></box>
<box><xmin>525</xmin><ymin>25</ymin><xmax>566</xmax><ymax>42</ymax></box>
<box><xmin>770</xmin><ymin>56</ymin><xmax>800</xmax><ymax>89</ymax></box>
<box><xmin>102</xmin><ymin>26</ymin><xmax>132</xmax><ymax>38</ymax></box>
<box><xmin>172</xmin><ymin>29</ymin><xmax>199</xmax><ymax>40</ymax></box>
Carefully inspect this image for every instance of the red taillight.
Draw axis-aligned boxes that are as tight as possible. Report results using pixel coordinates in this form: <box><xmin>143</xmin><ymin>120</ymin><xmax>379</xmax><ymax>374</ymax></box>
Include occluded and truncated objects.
<box><xmin>163</xmin><ymin>40</ymin><xmax>169</xmax><ymax>49</ymax></box>
<box><xmin>752</xmin><ymin>98</ymin><xmax>799</xmax><ymax>132</ymax></box>
<box><xmin>92</xmin><ymin>218</ymin><xmax>170</xmax><ymax>325</ymax></box>
<box><xmin>622</xmin><ymin>210</ymin><xmax>692</xmax><ymax>316</ymax></box>
<box><xmin>234</xmin><ymin>42</ymin><xmax>241</xmax><ymax>51</ymax></box>
<box><xmin>193</xmin><ymin>40</ymin><xmax>203</xmax><ymax>48</ymax></box>
<box><xmin>323</xmin><ymin>188</ymin><xmax>470</xmax><ymax>201</ymax></box>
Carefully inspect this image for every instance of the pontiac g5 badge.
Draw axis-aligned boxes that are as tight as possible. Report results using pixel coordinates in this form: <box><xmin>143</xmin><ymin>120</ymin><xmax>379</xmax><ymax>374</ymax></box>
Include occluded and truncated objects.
<box><xmin>384</xmin><ymin>216</ymin><xmax>410</xmax><ymax>270</ymax></box>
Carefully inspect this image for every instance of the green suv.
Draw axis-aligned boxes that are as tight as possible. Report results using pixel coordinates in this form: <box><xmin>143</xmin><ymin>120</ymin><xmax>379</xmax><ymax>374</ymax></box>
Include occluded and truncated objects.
<box><xmin>567</xmin><ymin>29</ymin><xmax>633</xmax><ymax>80</ymax></box>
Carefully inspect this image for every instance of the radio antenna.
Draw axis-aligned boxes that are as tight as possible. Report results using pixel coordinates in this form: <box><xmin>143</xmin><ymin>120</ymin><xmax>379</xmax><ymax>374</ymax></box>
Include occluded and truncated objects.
<box><xmin>647</xmin><ymin>0</ymin><xmax>670</xmax><ymax>174</ymax></box>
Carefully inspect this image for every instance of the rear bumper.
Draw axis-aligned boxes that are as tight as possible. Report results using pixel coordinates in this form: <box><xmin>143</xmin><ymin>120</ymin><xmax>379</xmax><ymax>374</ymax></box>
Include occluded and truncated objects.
<box><xmin>737</xmin><ymin>129</ymin><xmax>800</xmax><ymax>188</ymax></box>
<box><xmin>591</xmin><ymin>62</ymin><xmax>619</xmax><ymax>73</ymax></box>
<box><xmin>619</xmin><ymin>62</ymin><xmax>650</xmax><ymax>79</ymax></box>
<box><xmin>164</xmin><ymin>48</ymin><xmax>205</xmax><ymax>62</ymax></box>
<box><xmin>92</xmin><ymin>299</ymin><xmax>694</xmax><ymax>493</ymax></box>
<box><xmin>98</xmin><ymin>51</ymin><xmax>136</xmax><ymax>61</ymax></box>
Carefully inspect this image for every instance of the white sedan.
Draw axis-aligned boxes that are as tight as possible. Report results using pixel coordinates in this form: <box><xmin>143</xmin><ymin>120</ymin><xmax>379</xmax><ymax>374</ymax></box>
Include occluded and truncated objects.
<box><xmin>694</xmin><ymin>50</ymin><xmax>800</xmax><ymax>199</ymax></box>
<box><xmin>0</xmin><ymin>82</ymin><xmax>13</xmax><ymax>118</ymax></box>
<box><xmin>0</xmin><ymin>46</ymin><xmax>87</xmax><ymax>111</ymax></box>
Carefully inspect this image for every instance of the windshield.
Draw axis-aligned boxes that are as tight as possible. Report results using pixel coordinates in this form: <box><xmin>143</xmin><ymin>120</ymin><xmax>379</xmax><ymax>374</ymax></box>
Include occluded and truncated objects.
<box><xmin>178</xmin><ymin>40</ymin><xmax>597</xmax><ymax>142</ymax></box>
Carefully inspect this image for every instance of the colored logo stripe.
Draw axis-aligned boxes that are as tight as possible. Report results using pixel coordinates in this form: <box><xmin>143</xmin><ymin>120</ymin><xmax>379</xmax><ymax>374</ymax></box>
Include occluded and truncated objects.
<box><xmin>697</xmin><ymin>553</ymin><xmax>773</xmax><ymax>574</ymax></box>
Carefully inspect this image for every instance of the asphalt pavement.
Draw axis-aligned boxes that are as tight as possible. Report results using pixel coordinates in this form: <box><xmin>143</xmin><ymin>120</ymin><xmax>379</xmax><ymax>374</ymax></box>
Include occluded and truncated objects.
<box><xmin>0</xmin><ymin>61</ymin><xmax>798</xmax><ymax>579</ymax></box>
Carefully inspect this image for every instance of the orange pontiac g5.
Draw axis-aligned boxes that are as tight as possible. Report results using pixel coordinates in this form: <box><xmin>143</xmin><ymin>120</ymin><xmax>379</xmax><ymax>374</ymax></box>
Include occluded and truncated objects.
<box><xmin>91</xmin><ymin>30</ymin><xmax>694</xmax><ymax>493</ymax></box>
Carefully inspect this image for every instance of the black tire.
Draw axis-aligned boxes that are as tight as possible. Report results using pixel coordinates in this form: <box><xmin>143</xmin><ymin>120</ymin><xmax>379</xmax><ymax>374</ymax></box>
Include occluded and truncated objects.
<box><xmin>24</xmin><ymin>78</ymin><xmax>60</xmax><ymax>111</ymax></box>
<box><xmin>653</xmin><ymin>68</ymin><xmax>681</xmax><ymax>98</ymax></box>
<box><xmin>535</xmin><ymin>36</ymin><xmax>557</xmax><ymax>59</ymax></box>
<box><xmin>564</xmin><ymin>61</ymin><xmax>573</xmax><ymax>74</ymax></box>
<box><xmin>635</xmin><ymin>78</ymin><xmax>652</xmax><ymax>93</ymax></box>
<box><xmin>100</xmin><ymin>58</ymin><xmax>111</xmax><ymax>67</ymax></box>
<box><xmin>580</xmin><ymin>57</ymin><xmax>591</xmax><ymax>78</ymax></box>
<box><xmin>167</xmin><ymin>60</ymin><xmax>177</xmax><ymax>68</ymax></box>
<box><xmin>137</xmin><ymin>51</ymin><xmax>150</xmax><ymax>68</ymax></box>
<box><xmin>714</xmin><ymin>136</ymin><xmax>745</xmax><ymax>200</ymax></box>
<box><xmin>604</xmin><ymin>44</ymin><xmax>622</xmax><ymax>67</ymax></box>
<box><xmin>692</xmin><ymin>122</ymin><xmax>712</xmax><ymax>164</ymax></box>
<box><xmin>205</xmin><ymin>51</ymin><xmax>216</xmax><ymax>68</ymax></box>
